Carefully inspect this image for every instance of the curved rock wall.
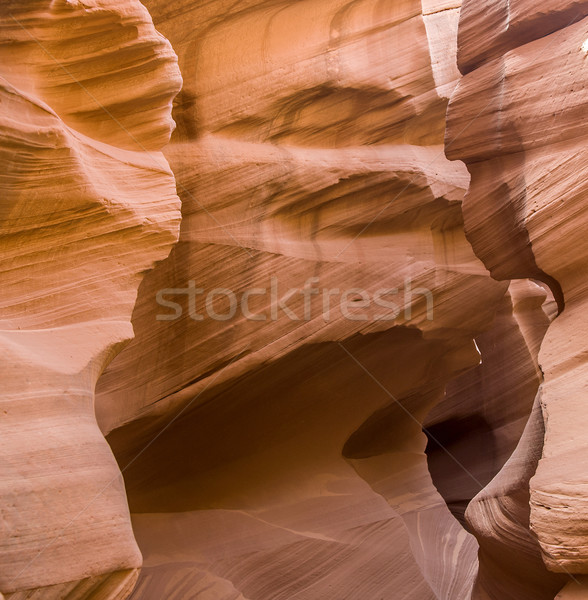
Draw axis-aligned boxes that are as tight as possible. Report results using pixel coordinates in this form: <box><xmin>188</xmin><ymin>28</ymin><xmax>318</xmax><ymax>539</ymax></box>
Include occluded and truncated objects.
<box><xmin>2</xmin><ymin>0</ymin><xmax>587</xmax><ymax>599</ymax></box>
<box><xmin>446</xmin><ymin>0</ymin><xmax>588</xmax><ymax>597</ymax></box>
<box><xmin>96</xmin><ymin>1</ymin><xmax>512</xmax><ymax>599</ymax></box>
<box><xmin>0</xmin><ymin>1</ymin><xmax>181</xmax><ymax>596</ymax></box>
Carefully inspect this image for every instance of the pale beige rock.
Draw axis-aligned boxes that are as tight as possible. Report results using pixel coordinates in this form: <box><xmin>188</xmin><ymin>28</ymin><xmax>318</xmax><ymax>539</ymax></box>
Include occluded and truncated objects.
<box><xmin>464</xmin><ymin>395</ymin><xmax>567</xmax><ymax>599</ymax></box>
<box><xmin>556</xmin><ymin>577</ymin><xmax>588</xmax><ymax>599</ymax></box>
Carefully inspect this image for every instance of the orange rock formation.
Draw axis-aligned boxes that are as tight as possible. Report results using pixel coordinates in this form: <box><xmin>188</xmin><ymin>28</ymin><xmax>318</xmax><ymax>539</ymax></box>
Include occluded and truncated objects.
<box><xmin>1</xmin><ymin>0</ymin><xmax>586</xmax><ymax>599</ymax></box>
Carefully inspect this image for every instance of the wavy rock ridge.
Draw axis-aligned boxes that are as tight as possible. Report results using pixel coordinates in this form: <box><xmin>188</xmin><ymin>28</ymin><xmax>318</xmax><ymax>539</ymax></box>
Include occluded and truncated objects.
<box><xmin>2</xmin><ymin>0</ymin><xmax>587</xmax><ymax>599</ymax></box>
<box><xmin>0</xmin><ymin>1</ymin><xmax>181</xmax><ymax>596</ymax></box>
<box><xmin>97</xmin><ymin>0</ymin><xmax>539</xmax><ymax>598</ymax></box>
<box><xmin>91</xmin><ymin>1</ymin><xmax>499</xmax><ymax>599</ymax></box>
<box><xmin>447</xmin><ymin>0</ymin><xmax>588</xmax><ymax>597</ymax></box>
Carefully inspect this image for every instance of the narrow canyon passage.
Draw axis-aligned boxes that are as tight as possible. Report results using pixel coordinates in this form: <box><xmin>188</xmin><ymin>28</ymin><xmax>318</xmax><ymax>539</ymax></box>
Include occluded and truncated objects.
<box><xmin>1</xmin><ymin>0</ymin><xmax>587</xmax><ymax>599</ymax></box>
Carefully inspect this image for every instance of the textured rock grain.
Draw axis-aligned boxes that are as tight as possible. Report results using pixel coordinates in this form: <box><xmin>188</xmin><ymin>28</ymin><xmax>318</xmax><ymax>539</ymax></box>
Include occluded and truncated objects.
<box><xmin>3</xmin><ymin>0</ymin><xmax>587</xmax><ymax>599</ymax></box>
<box><xmin>95</xmin><ymin>1</ymin><xmax>518</xmax><ymax>599</ymax></box>
<box><xmin>447</xmin><ymin>0</ymin><xmax>588</xmax><ymax>596</ymax></box>
<box><xmin>0</xmin><ymin>1</ymin><xmax>181</xmax><ymax>596</ymax></box>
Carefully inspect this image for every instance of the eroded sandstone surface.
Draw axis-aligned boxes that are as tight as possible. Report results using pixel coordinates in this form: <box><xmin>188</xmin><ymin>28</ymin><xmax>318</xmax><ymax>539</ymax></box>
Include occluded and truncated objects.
<box><xmin>447</xmin><ymin>1</ymin><xmax>588</xmax><ymax>596</ymax></box>
<box><xmin>0</xmin><ymin>1</ymin><xmax>181</xmax><ymax>596</ymax></box>
<box><xmin>1</xmin><ymin>0</ymin><xmax>587</xmax><ymax>599</ymax></box>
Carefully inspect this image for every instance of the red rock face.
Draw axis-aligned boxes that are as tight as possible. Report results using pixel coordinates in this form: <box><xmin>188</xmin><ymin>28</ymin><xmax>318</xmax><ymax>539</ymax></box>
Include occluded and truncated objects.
<box><xmin>1</xmin><ymin>1</ymin><xmax>586</xmax><ymax>599</ymax></box>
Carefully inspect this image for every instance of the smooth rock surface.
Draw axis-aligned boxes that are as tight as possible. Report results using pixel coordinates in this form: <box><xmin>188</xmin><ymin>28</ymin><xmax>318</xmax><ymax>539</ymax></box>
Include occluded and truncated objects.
<box><xmin>96</xmin><ymin>1</ymin><xmax>513</xmax><ymax>599</ymax></box>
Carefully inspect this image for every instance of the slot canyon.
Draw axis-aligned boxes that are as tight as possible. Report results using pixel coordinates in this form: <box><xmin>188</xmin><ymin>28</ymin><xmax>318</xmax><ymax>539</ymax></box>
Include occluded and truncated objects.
<box><xmin>1</xmin><ymin>0</ymin><xmax>587</xmax><ymax>598</ymax></box>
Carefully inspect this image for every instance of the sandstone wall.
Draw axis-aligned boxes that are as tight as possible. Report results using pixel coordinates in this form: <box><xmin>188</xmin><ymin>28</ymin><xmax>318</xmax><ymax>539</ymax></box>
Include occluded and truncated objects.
<box><xmin>0</xmin><ymin>1</ymin><xmax>181</xmax><ymax>596</ymax></box>
<box><xmin>97</xmin><ymin>1</ymin><xmax>510</xmax><ymax>598</ymax></box>
<box><xmin>2</xmin><ymin>1</ymin><xmax>586</xmax><ymax>599</ymax></box>
<box><xmin>447</xmin><ymin>0</ymin><xmax>588</xmax><ymax>597</ymax></box>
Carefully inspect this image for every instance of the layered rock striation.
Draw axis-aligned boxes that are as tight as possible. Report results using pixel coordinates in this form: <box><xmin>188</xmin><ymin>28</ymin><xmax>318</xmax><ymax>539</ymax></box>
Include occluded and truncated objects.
<box><xmin>0</xmin><ymin>1</ymin><xmax>181</xmax><ymax>596</ymax></box>
<box><xmin>2</xmin><ymin>0</ymin><xmax>587</xmax><ymax>599</ymax></box>
<box><xmin>96</xmin><ymin>1</ymin><xmax>523</xmax><ymax>598</ymax></box>
<box><xmin>447</xmin><ymin>0</ymin><xmax>588</xmax><ymax>597</ymax></box>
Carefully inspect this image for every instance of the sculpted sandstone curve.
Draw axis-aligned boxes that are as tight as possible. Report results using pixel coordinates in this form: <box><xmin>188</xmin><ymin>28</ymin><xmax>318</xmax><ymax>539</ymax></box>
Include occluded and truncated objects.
<box><xmin>447</xmin><ymin>0</ymin><xmax>588</xmax><ymax>597</ymax></box>
<box><xmin>95</xmin><ymin>1</ymin><xmax>522</xmax><ymax>599</ymax></box>
<box><xmin>2</xmin><ymin>1</ymin><xmax>587</xmax><ymax>599</ymax></box>
<box><xmin>0</xmin><ymin>1</ymin><xmax>181</xmax><ymax>597</ymax></box>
